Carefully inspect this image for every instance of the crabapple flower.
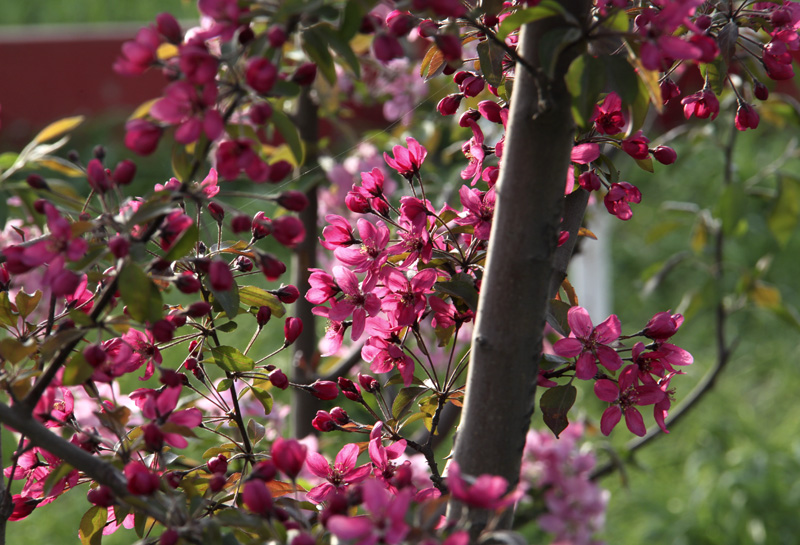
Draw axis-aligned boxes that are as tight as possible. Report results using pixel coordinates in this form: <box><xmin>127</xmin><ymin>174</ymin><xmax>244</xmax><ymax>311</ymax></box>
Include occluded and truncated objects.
<box><xmin>594</xmin><ymin>365</ymin><xmax>665</xmax><ymax>436</ymax></box>
<box><xmin>604</xmin><ymin>182</ymin><xmax>641</xmax><ymax>221</ymax></box>
<box><xmin>643</xmin><ymin>311</ymin><xmax>684</xmax><ymax>342</ymax></box>
<box><xmin>735</xmin><ymin>102</ymin><xmax>760</xmax><ymax>131</ymax></box>
<box><xmin>306</xmin><ymin>443</ymin><xmax>371</xmax><ymax>503</ymax></box>
<box><xmin>327</xmin><ymin>479</ymin><xmax>412</xmax><ymax>545</ymax></box>
<box><xmin>590</xmin><ymin>92</ymin><xmax>625</xmax><ymax>135</ymax></box>
<box><xmin>447</xmin><ymin>461</ymin><xmax>519</xmax><ymax>510</ymax></box>
<box><xmin>681</xmin><ymin>88</ymin><xmax>720</xmax><ymax>120</ymax></box>
<box><xmin>571</xmin><ymin>142</ymin><xmax>600</xmax><ymax>164</ymax></box>
<box><xmin>334</xmin><ymin>219</ymin><xmax>390</xmax><ymax>291</ymax></box>
<box><xmin>327</xmin><ymin>266</ymin><xmax>381</xmax><ymax>340</ymax></box>
<box><xmin>621</xmin><ymin>131</ymin><xmax>651</xmax><ymax>160</ymax></box>
<box><xmin>384</xmin><ymin>137</ymin><xmax>427</xmax><ymax>179</ymax></box>
<box><xmin>271</xmin><ymin>438</ymin><xmax>307</xmax><ymax>479</ymax></box>
<box><xmin>553</xmin><ymin>306</ymin><xmax>623</xmax><ymax>380</ymax></box>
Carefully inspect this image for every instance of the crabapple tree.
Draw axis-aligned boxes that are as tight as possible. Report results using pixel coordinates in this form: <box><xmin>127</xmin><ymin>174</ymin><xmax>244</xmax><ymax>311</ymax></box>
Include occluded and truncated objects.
<box><xmin>0</xmin><ymin>0</ymin><xmax>798</xmax><ymax>544</ymax></box>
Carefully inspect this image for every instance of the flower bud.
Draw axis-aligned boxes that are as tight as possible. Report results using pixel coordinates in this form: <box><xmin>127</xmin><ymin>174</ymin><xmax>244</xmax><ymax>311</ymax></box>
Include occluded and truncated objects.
<box><xmin>754</xmin><ymin>80</ymin><xmax>769</xmax><ymax>101</ymax></box>
<box><xmin>186</xmin><ymin>301</ymin><xmax>211</xmax><ymax>318</ymax></box>
<box><xmin>246</xmin><ymin>58</ymin><xmax>278</xmax><ymax>94</ymax></box>
<box><xmin>273</xmin><ymin>285</ymin><xmax>300</xmax><ymax>304</ymax></box>
<box><xmin>291</xmin><ymin>63</ymin><xmax>317</xmax><ymax>86</ymax></box>
<box><xmin>435</xmin><ymin>34</ymin><xmax>462</xmax><ymax>62</ymax></box>
<box><xmin>578</xmin><ymin>171</ymin><xmax>601</xmax><ymax>191</ymax></box>
<box><xmin>234</xmin><ymin>256</ymin><xmax>254</xmax><ymax>272</ymax></box>
<box><xmin>231</xmin><ymin>214</ymin><xmax>252</xmax><ymax>234</ymax></box>
<box><xmin>252</xmin><ymin>212</ymin><xmax>272</xmax><ymax>240</ymax></box>
<box><xmin>159</xmin><ymin>529</ymin><xmax>180</xmax><ymax>545</ymax></box>
<box><xmin>358</xmin><ymin>373</ymin><xmax>379</xmax><ymax>393</ymax></box>
<box><xmin>208</xmin><ymin>473</ymin><xmax>227</xmax><ymax>493</ymax></box>
<box><xmin>284</xmin><ymin>317</ymin><xmax>303</xmax><ymax>345</ymax></box>
<box><xmin>209</xmin><ymin>260</ymin><xmax>234</xmax><ymax>291</ymax></box>
<box><xmin>272</xmin><ymin>216</ymin><xmax>305</xmax><ymax>247</ymax></box>
<box><xmin>156</xmin><ymin>12</ymin><xmax>182</xmax><ymax>43</ymax></box>
<box><xmin>251</xmin><ymin>460</ymin><xmax>277</xmax><ymax>481</ymax></box>
<box><xmin>257</xmin><ymin>305</ymin><xmax>273</xmax><ymax>327</ymax></box>
<box><xmin>87</xmin><ymin>485</ymin><xmax>115</xmax><ymax>507</ymax></box>
<box><xmin>268</xmin><ymin>160</ymin><xmax>293</xmax><ymax>183</ymax></box>
<box><xmin>276</xmin><ymin>190</ymin><xmax>309</xmax><ymax>212</ymax></box>
<box><xmin>26</xmin><ymin>174</ymin><xmax>49</xmax><ymax>190</ymax></box>
<box><xmin>112</xmin><ymin>159</ymin><xmax>137</xmax><ymax>186</ymax></box>
<box><xmin>312</xmin><ymin>411</ymin><xmax>336</xmax><ymax>432</ymax></box>
<box><xmin>652</xmin><ymin>146</ymin><xmax>677</xmax><ymax>165</ymax></box>
<box><xmin>143</xmin><ymin>423</ymin><xmax>165</xmax><ymax>452</ymax></box>
<box><xmin>267</xmin><ymin>25</ymin><xmax>288</xmax><ymax>48</ymax></box>
<box><xmin>268</xmin><ymin>368</ymin><xmax>288</xmax><ymax>389</ymax></box>
<box><xmin>249</xmin><ymin>102</ymin><xmax>273</xmax><ymax>125</ymax></box>
<box><xmin>345</xmin><ymin>190</ymin><xmax>371</xmax><ymax>213</ymax></box>
<box><xmin>208</xmin><ymin>202</ymin><xmax>225</xmax><ymax>223</ymax></box>
<box><xmin>437</xmin><ymin>93</ymin><xmax>463</xmax><ymax>116</ymax></box>
<box><xmin>330</xmin><ymin>407</ymin><xmax>349</xmax><ymax>424</ymax></box>
<box><xmin>184</xmin><ymin>357</ymin><xmax>198</xmax><ymax>371</ymax></box>
<box><xmin>309</xmin><ymin>380</ymin><xmax>339</xmax><ymax>401</ymax></box>
<box><xmin>176</xmin><ymin>273</ymin><xmax>202</xmax><ymax>294</ymax></box>
<box><xmin>257</xmin><ymin>252</ymin><xmax>286</xmax><ymax>281</ymax></box>
<box><xmin>125</xmin><ymin>119</ymin><xmax>163</xmax><ymax>156</ymax></box>
<box><xmin>151</xmin><ymin>319</ymin><xmax>175</xmax><ymax>343</ymax></box>
<box><xmin>108</xmin><ymin>236</ymin><xmax>130</xmax><ymax>258</ymax></box>
<box><xmin>337</xmin><ymin>377</ymin><xmax>362</xmax><ymax>402</ymax></box>
<box><xmin>83</xmin><ymin>344</ymin><xmax>107</xmax><ymax>368</ymax></box>
<box><xmin>242</xmin><ymin>480</ymin><xmax>274</xmax><ymax>517</ymax></box>
<box><xmin>207</xmin><ymin>454</ymin><xmax>228</xmax><ymax>475</ymax></box>
<box><xmin>271</xmin><ymin>438</ymin><xmax>307</xmax><ymax>479</ymax></box>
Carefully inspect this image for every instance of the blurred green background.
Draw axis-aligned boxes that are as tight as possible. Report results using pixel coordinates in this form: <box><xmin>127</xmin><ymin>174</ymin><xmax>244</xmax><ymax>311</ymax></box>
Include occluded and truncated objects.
<box><xmin>2</xmin><ymin>2</ymin><xmax>800</xmax><ymax>545</ymax></box>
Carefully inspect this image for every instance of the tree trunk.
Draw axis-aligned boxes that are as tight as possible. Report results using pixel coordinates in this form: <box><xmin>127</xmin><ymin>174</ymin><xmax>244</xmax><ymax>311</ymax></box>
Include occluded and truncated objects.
<box><xmin>451</xmin><ymin>0</ymin><xmax>590</xmax><ymax>532</ymax></box>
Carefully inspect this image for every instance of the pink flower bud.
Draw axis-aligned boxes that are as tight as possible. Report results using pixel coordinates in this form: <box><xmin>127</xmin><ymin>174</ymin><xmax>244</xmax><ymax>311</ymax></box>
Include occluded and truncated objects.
<box><xmin>478</xmin><ymin>100</ymin><xmax>503</xmax><ymax>123</ymax></box>
<box><xmin>186</xmin><ymin>301</ymin><xmax>211</xmax><ymax>317</ymax></box>
<box><xmin>164</xmin><ymin>471</ymin><xmax>181</xmax><ymax>489</ymax></box>
<box><xmin>87</xmin><ymin>159</ymin><xmax>111</xmax><ymax>194</ymax></box>
<box><xmin>234</xmin><ymin>256</ymin><xmax>254</xmax><ymax>272</ymax></box>
<box><xmin>207</xmin><ymin>454</ymin><xmax>228</xmax><ymax>475</ymax></box>
<box><xmin>458</xmin><ymin>109</ymin><xmax>481</xmax><ymax>127</ymax></box>
<box><xmin>160</xmin><ymin>369</ymin><xmax>184</xmax><ymax>387</ymax></box>
<box><xmin>337</xmin><ymin>377</ymin><xmax>362</xmax><ymax>402</ymax></box>
<box><xmin>231</xmin><ymin>214</ymin><xmax>251</xmax><ymax>234</ymax></box>
<box><xmin>256</xmin><ymin>306</ymin><xmax>273</xmax><ymax>327</ymax></box>
<box><xmin>660</xmin><ymin>79</ymin><xmax>680</xmax><ymax>105</ymax></box>
<box><xmin>249</xmin><ymin>102</ymin><xmax>273</xmax><ymax>125</ymax></box>
<box><xmin>358</xmin><ymin>373</ymin><xmax>379</xmax><ymax>393</ymax></box>
<box><xmin>267</xmin><ymin>25</ymin><xmax>288</xmax><ymax>48</ymax></box>
<box><xmin>209</xmin><ymin>260</ymin><xmax>234</xmax><ymax>291</ymax></box>
<box><xmin>184</xmin><ymin>357</ymin><xmax>198</xmax><ymax>371</ymax></box>
<box><xmin>252</xmin><ymin>212</ymin><xmax>272</xmax><ymax>240</ymax></box>
<box><xmin>652</xmin><ymin>146</ymin><xmax>677</xmax><ymax>165</ymax></box>
<box><xmin>754</xmin><ymin>81</ymin><xmax>769</xmax><ymax>101</ymax></box>
<box><xmin>271</xmin><ymin>438</ymin><xmax>307</xmax><ymax>479</ymax></box>
<box><xmin>125</xmin><ymin>119</ymin><xmax>162</xmax><ymax>155</ymax></box>
<box><xmin>330</xmin><ymin>407</ymin><xmax>349</xmax><ymax>424</ymax></box>
<box><xmin>283</xmin><ymin>317</ymin><xmax>303</xmax><ymax>345</ymax></box>
<box><xmin>372</xmin><ymin>33</ymin><xmax>404</xmax><ymax>63</ymax></box>
<box><xmin>312</xmin><ymin>411</ymin><xmax>336</xmax><ymax>432</ymax></box>
<box><xmin>273</xmin><ymin>285</ymin><xmax>300</xmax><ymax>304</ymax></box>
<box><xmin>272</xmin><ymin>216</ymin><xmax>305</xmax><ymax>247</ymax></box>
<box><xmin>276</xmin><ymin>190</ymin><xmax>309</xmax><ymax>212</ymax></box>
<box><xmin>345</xmin><ymin>190</ymin><xmax>371</xmax><ymax>213</ymax></box>
<box><xmin>309</xmin><ymin>380</ymin><xmax>339</xmax><ymax>401</ymax></box>
<box><xmin>176</xmin><ymin>273</ymin><xmax>202</xmax><ymax>294</ymax></box>
<box><xmin>435</xmin><ymin>34</ymin><xmax>463</xmax><ymax>62</ymax></box>
<box><xmin>246</xmin><ymin>57</ymin><xmax>278</xmax><ymax>94</ymax></box>
<box><xmin>257</xmin><ymin>252</ymin><xmax>286</xmax><ymax>281</ymax></box>
<box><xmin>268</xmin><ymin>368</ymin><xmax>288</xmax><ymax>389</ymax></box>
<box><xmin>26</xmin><ymin>174</ymin><xmax>48</xmax><ymax>190</ymax></box>
<box><xmin>268</xmin><ymin>160</ymin><xmax>293</xmax><ymax>183</ymax></box>
<box><xmin>695</xmin><ymin>14</ymin><xmax>712</xmax><ymax>31</ymax></box>
<box><xmin>112</xmin><ymin>159</ymin><xmax>137</xmax><ymax>186</ymax></box>
<box><xmin>251</xmin><ymin>460</ymin><xmax>277</xmax><ymax>481</ymax></box>
<box><xmin>108</xmin><ymin>235</ymin><xmax>130</xmax><ymax>258</ymax></box>
<box><xmin>437</xmin><ymin>93</ymin><xmax>463</xmax><ymax>116</ymax></box>
<box><xmin>208</xmin><ymin>202</ymin><xmax>225</xmax><ymax>222</ymax></box>
<box><xmin>291</xmin><ymin>63</ymin><xmax>317</xmax><ymax>86</ymax></box>
<box><xmin>151</xmin><ymin>319</ymin><xmax>175</xmax><ymax>343</ymax></box>
<box><xmin>386</xmin><ymin>10</ymin><xmax>416</xmax><ymax>37</ymax></box>
<box><xmin>160</xmin><ymin>529</ymin><xmax>180</xmax><ymax>545</ymax></box>
<box><xmin>621</xmin><ymin>131</ymin><xmax>651</xmax><ymax>160</ymax></box>
<box><xmin>735</xmin><ymin>102</ymin><xmax>759</xmax><ymax>131</ymax></box>
<box><xmin>643</xmin><ymin>311</ymin><xmax>683</xmax><ymax>342</ymax></box>
<box><xmin>87</xmin><ymin>485</ymin><xmax>115</xmax><ymax>507</ymax></box>
<box><xmin>242</xmin><ymin>480</ymin><xmax>273</xmax><ymax>517</ymax></box>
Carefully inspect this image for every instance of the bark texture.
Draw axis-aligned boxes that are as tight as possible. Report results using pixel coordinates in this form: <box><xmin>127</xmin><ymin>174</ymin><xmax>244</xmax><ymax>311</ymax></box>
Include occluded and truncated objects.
<box><xmin>451</xmin><ymin>0</ymin><xmax>590</xmax><ymax>530</ymax></box>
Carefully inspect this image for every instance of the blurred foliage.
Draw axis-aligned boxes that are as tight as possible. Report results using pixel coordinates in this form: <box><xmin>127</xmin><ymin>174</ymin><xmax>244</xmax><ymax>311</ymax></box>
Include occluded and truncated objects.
<box><xmin>0</xmin><ymin>0</ymin><xmax>197</xmax><ymax>25</ymax></box>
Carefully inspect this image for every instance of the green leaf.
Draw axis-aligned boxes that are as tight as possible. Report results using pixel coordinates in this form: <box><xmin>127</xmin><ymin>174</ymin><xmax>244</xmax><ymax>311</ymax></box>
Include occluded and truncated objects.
<box><xmin>207</xmin><ymin>278</ymin><xmax>240</xmax><ymax>320</ymax></box>
<box><xmin>0</xmin><ymin>338</ymin><xmax>37</xmax><ymax>364</ymax></box>
<box><xmin>496</xmin><ymin>2</ymin><xmax>566</xmax><ymax>40</ymax></box>
<box><xmin>603</xmin><ymin>8</ymin><xmax>629</xmax><ymax>32</ymax></box>
<box><xmin>717</xmin><ymin>20</ymin><xmax>739</xmax><ymax>65</ymax></box>
<box><xmin>119</xmin><ymin>262</ymin><xmax>163</xmax><ymax>323</ymax></box>
<box><xmin>565</xmin><ymin>54</ymin><xmax>605</xmax><ymax>128</ymax></box>
<box><xmin>392</xmin><ymin>387</ymin><xmax>426</xmax><ymax>420</ymax></box>
<box><xmin>547</xmin><ymin>299</ymin><xmax>572</xmax><ymax>337</ymax></box>
<box><xmin>239</xmin><ymin>285</ymin><xmax>286</xmax><ymax>318</ymax></box>
<box><xmin>164</xmin><ymin>223</ymin><xmax>198</xmax><ymax>261</ymax></box>
<box><xmin>211</xmin><ymin>346</ymin><xmax>255</xmax><ymax>373</ymax></box>
<box><xmin>717</xmin><ymin>184</ymin><xmax>746</xmax><ymax>236</ymax></box>
<box><xmin>79</xmin><ymin>505</ymin><xmax>107</xmax><ymax>545</ymax></box>
<box><xmin>434</xmin><ymin>276</ymin><xmax>479</xmax><ymax>312</ymax></box>
<box><xmin>339</xmin><ymin>1</ymin><xmax>365</xmax><ymax>41</ymax></box>
<box><xmin>250</xmin><ymin>380</ymin><xmax>274</xmax><ymax>415</ymax></box>
<box><xmin>270</xmin><ymin>109</ymin><xmax>305</xmax><ymax>166</ymax></box>
<box><xmin>603</xmin><ymin>55</ymin><xmax>639</xmax><ymax>106</ymax></box>
<box><xmin>540</xmin><ymin>384</ymin><xmax>576</xmax><ymax>438</ymax></box>
<box><xmin>217</xmin><ymin>378</ymin><xmax>233</xmax><ymax>392</ymax></box>
<box><xmin>418</xmin><ymin>395</ymin><xmax>439</xmax><ymax>432</ymax></box>
<box><xmin>303</xmin><ymin>26</ymin><xmax>337</xmax><ymax>85</ymax></box>
<box><xmin>476</xmin><ymin>39</ymin><xmax>505</xmax><ymax>88</ymax></box>
<box><xmin>634</xmin><ymin>156</ymin><xmax>654</xmax><ymax>173</ymax></box>
<box><xmin>0</xmin><ymin>291</ymin><xmax>18</xmax><ymax>328</ymax></box>
<box><xmin>171</xmin><ymin>141</ymin><xmax>193</xmax><ymax>182</ymax></box>
<box><xmin>63</xmin><ymin>352</ymin><xmax>94</xmax><ymax>386</ymax></box>
<box><xmin>0</xmin><ymin>152</ymin><xmax>19</xmax><ymax>170</ymax></box>
<box><xmin>768</xmin><ymin>176</ymin><xmax>800</xmax><ymax>247</ymax></box>
<box><xmin>271</xmin><ymin>79</ymin><xmax>301</xmax><ymax>98</ymax></box>
<box><xmin>318</xmin><ymin>23</ymin><xmax>361</xmax><ymax>78</ymax></box>
<box><xmin>216</xmin><ymin>321</ymin><xmax>239</xmax><ymax>333</ymax></box>
<box><xmin>247</xmin><ymin>418</ymin><xmax>266</xmax><ymax>445</ymax></box>
<box><xmin>699</xmin><ymin>57</ymin><xmax>727</xmax><ymax>97</ymax></box>
<box><xmin>43</xmin><ymin>463</ymin><xmax>74</xmax><ymax>497</ymax></box>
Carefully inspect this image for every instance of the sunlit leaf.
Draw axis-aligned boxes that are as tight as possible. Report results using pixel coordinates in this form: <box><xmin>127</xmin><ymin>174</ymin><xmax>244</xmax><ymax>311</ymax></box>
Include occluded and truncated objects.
<box><xmin>33</xmin><ymin>115</ymin><xmax>84</xmax><ymax>144</ymax></box>
<box><xmin>392</xmin><ymin>387</ymin><xmax>426</xmax><ymax>420</ymax></box>
<box><xmin>768</xmin><ymin>176</ymin><xmax>800</xmax><ymax>247</ymax></box>
<box><xmin>119</xmin><ymin>262</ymin><xmax>163</xmax><ymax>323</ymax></box>
<box><xmin>238</xmin><ymin>285</ymin><xmax>286</xmax><ymax>318</ymax></box>
<box><xmin>79</xmin><ymin>505</ymin><xmax>107</xmax><ymax>545</ymax></box>
<box><xmin>211</xmin><ymin>345</ymin><xmax>255</xmax><ymax>373</ymax></box>
<box><xmin>271</xmin><ymin>109</ymin><xmax>305</xmax><ymax>166</ymax></box>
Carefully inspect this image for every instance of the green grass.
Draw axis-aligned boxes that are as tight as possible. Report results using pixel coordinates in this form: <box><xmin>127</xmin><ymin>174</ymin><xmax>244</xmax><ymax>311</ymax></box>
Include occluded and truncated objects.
<box><xmin>0</xmin><ymin>0</ymin><xmax>197</xmax><ymax>26</ymax></box>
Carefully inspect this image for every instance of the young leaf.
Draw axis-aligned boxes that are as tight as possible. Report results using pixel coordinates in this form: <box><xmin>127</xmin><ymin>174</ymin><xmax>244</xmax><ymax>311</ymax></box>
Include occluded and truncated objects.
<box><xmin>211</xmin><ymin>346</ymin><xmax>255</xmax><ymax>373</ymax></box>
<box><xmin>119</xmin><ymin>262</ymin><xmax>164</xmax><ymax>323</ymax></box>
<box><xmin>540</xmin><ymin>384</ymin><xmax>577</xmax><ymax>438</ymax></box>
<box><xmin>33</xmin><ymin>115</ymin><xmax>85</xmax><ymax>144</ymax></box>
<box><xmin>270</xmin><ymin>109</ymin><xmax>305</xmax><ymax>166</ymax></box>
<box><xmin>239</xmin><ymin>285</ymin><xmax>286</xmax><ymax>318</ymax></box>
<box><xmin>79</xmin><ymin>505</ymin><xmax>107</xmax><ymax>545</ymax></box>
<box><xmin>392</xmin><ymin>387</ymin><xmax>426</xmax><ymax>420</ymax></box>
<box><xmin>476</xmin><ymin>39</ymin><xmax>505</xmax><ymax>88</ymax></box>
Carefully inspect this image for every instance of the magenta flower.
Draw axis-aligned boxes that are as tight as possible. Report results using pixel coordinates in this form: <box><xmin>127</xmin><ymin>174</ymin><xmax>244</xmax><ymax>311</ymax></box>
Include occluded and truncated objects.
<box><xmin>621</xmin><ymin>131</ymin><xmax>651</xmax><ymax>160</ymax></box>
<box><xmin>381</xmin><ymin>268</ymin><xmax>438</xmax><ymax>327</ymax></box>
<box><xmin>594</xmin><ymin>365</ymin><xmax>665</xmax><ymax>436</ymax></box>
<box><xmin>384</xmin><ymin>137</ymin><xmax>427</xmax><ymax>179</ymax></box>
<box><xmin>681</xmin><ymin>88</ymin><xmax>720</xmax><ymax>120</ymax></box>
<box><xmin>137</xmin><ymin>385</ymin><xmax>202</xmax><ymax>449</ymax></box>
<box><xmin>150</xmin><ymin>81</ymin><xmax>224</xmax><ymax>144</ymax></box>
<box><xmin>327</xmin><ymin>266</ymin><xmax>381</xmax><ymax>340</ymax></box>
<box><xmin>456</xmin><ymin>185</ymin><xmax>495</xmax><ymax>240</ymax></box>
<box><xmin>553</xmin><ymin>306</ymin><xmax>623</xmax><ymax>380</ymax></box>
<box><xmin>327</xmin><ymin>479</ymin><xmax>412</xmax><ymax>545</ymax></box>
<box><xmin>321</xmin><ymin>214</ymin><xmax>356</xmax><ymax>248</ymax></box>
<box><xmin>735</xmin><ymin>102</ymin><xmax>760</xmax><ymax>131</ymax></box>
<box><xmin>306</xmin><ymin>269</ymin><xmax>340</xmax><ymax>304</ymax></box>
<box><xmin>642</xmin><ymin>311</ymin><xmax>684</xmax><ymax>342</ymax></box>
<box><xmin>368</xmin><ymin>422</ymin><xmax>408</xmax><ymax>488</ymax></box>
<box><xmin>272</xmin><ymin>438</ymin><xmax>307</xmax><ymax>479</ymax></box>
<box><xmin>603</xmin><ymin>181</ymin><xmax>641</xmax><ymax>221</ymax></box>
<box><xmin>306</xmin><ymin>444</ymin><xmax>372</xmax><ymax>503</ymax></box>
<box><xmin>447</xmin><ymin>461</ymin><xmax>519</xmax><ymax>510</ymax></box>
<box><xmin>334</xmin><ymin>219</ymin><xmax>390</xmax><ymax>291</ymax></box>
<box><xmin>590</xmin><ymin>92</ymin><xmax>625</xmax><ymax>135</ymax></box>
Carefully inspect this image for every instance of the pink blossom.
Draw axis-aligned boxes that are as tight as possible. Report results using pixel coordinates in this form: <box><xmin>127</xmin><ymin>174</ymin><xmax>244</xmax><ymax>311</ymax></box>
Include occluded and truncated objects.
<box><xmin>334</xmin><ymin>219</ymin><xmax>390</xmax><ymax>291</ymax></box>
<box><xmin>384</xmin><ymin>137</ymin><xmax>427</xmax><ymax>179</ymax></box>
<box><xmin>553</xmin><ymin>306</ymin><xmax>623</xmax><ymax>380</ymax></box>
<box><xmin>604</xmin><ymin>182</ymin><xmax>642</xmax><ymax>221</ymax></box>
<box><xmin>594</xmin><ymin>365</ymin><xmax>665</xmax><ymax>436</ymax></box>
<box><xmin>681</xmin><ymin>88</ymin><xmax>720</xmax><ymax>120</ymax></box>
<box><xmin>306</xmin><ymin>443</ymin><xmax>371</xmax><ymax>503</ymax></box>
<box><xmin>327</xmin><ymin>266</ymin><xmax>381</xmax><ymax>340</ymax></box>
<box><xmin>447</xmin><ymin>461</ymin><xmax>519</xmax><ymax>510</ymax></box>
<box><xmin>456</xmin><ymin>185</ymin><xmax>495</xmax><ymax>240</ymax></box>
<box><xmin>150</xmin><ymin>81</ymin><xmax>224</xmax><ymax>144</ymax></box>
<box><xmin>571</xmin><ymin>143</ymin><xmax>600</xmax><ymax>164</ymax></box>
<box><xmin>590</xmin><ymin>92</ymin><xmax>625</xmax><ymax>135</ymax></box>
<box><xmin>327</xmin><ymin>479</ymin><xmax>412</xmax><ymax>545</ymax></box>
